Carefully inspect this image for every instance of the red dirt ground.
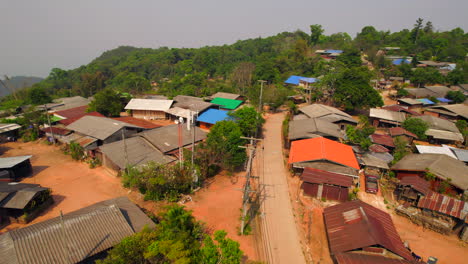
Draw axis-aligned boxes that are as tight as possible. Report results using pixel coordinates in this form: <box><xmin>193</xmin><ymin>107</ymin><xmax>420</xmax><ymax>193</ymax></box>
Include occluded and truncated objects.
<box><xmin>184</xmin><ymin>173</ymin><xmax>258</xmax><ymax>262</ymax></box>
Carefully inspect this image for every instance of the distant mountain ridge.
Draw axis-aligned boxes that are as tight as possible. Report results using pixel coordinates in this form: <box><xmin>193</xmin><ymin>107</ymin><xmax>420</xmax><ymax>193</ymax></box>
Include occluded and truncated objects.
<box><xmin>0</xmin><ymin>76</ymin><xmax>43</xmax><ymax>98</ymax></box>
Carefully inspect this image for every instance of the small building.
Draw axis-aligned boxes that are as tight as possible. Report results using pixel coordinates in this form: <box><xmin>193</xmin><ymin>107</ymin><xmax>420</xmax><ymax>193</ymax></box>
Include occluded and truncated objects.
<box><xmin>397</xmin><ymin>98</ymin><xmax>424</xmax><ymax>111</ymax></box>
<box><xmin>388</xmin><ymin>127</ymin><xmax>418</xmax><ymax>144</ymax></box>
<box><xmin>51</xmin><ymin>96</ymin><xmax>92</xmax><ymax>111</ymax></box>
<box><xmin>172</xmin><ymin>95</ymin><xmax>213</xmax><ymax>114</ymax></box>
<box><xmin>298</xmin><ymin>104</ymin><xmax>357</xmax><ymax>130</ymax></box>
<box><xmin>391</xmin><ymin>153</ymin><xmax>468</xmax><ymax>196</ymax></box>
<box><xmin>40</xmin><ymin>126</ymin><xmax>72</xmax><ymax>142</ymax></box>
<box><xmin>369</xmin><ymin>133</ymin><xmax>395</xmax><ymax>149</ymax></box>
<box><xmin>424</xmin><ymin>104</ymin><xmax>468</xmax><ymax>121</ymax></box>
<box><xmin>124</xmin><ymin>99</ymin><xmax>174</xmax><ymax>120</ymax></box>
<box><xmin>369</xmin><ymin>108</ymin><xmax>406</xmax><ymax>128</ymax></box>
<box><xmin>284</xmin><ymin>75</ymin><xmax>318</xmax><ymax>88</ymax></box>
<box><xmin>382</xmin><ymin>105</ymin><xmax>421</xmax><ymax>116</ymax></box>
<box><xmin>98</xmin><ymin>136</ymin><xmax>175</xmax><ymax>173</ymax></box>
<box><xmin>112</xmin><ymin>116</ymin><xmax>161</xmax><ymax>129</ymax></box>
<box><xmin>210</xmin><ymin>97</ymin><xmax>243</xmax><ymax>110</ymax></box>
<box><xmin>415</xmin><ymin>145</ymin><xmax>457</xmax><ymax>159</ymax></box>
<box><xmin>54</xmin><ymin>105</ymin><xmax>104</xmax><ymax>126</ymax></box>
<box><xmin>288</xmin><ymin>137</ymin><xmax>360</xmax><ymax>178</ymax></box>
<box><xmin>196</xmin><ymin>109</ymin><xmax>231</xmax><ymax>130</ymax></box>
<box><xmin>136</xmin><ymin>124</ymin><xmax>207</xmax><ymax>155</ymax></box>
<box><xmin>0</xmin><ymin>182</ymin><xmax>52</xmax><ymax>224</ymax></box>
<box><xmin>66</xmin><ymin>116</ymin><xmax>143</xmax><ymax>147</ymax></box>
<box><xmin>210</xmin><ymin>92</ymin><xmax>241</xmax><ymax>100</ymax></box>
<box><xmin>288</xmin><ymin>118</ymin><xmax>344</xmax><ymax>142</ymax></box>
<box><xmin>0</xmin><ymin>197</ymin><xmax>155</xmax><ymax>264</ymax></box>
<box><xmin>415</xmin><ymin>115</ymin><xmax>463</xmax><ymax>144</ymax></box>
<box><xmin>323</xmin><ymin>200</ymin><xmax>414</xmax><ymax>262</ymax></box>
<box><xmin>0</xmin><ymin>123</ymin><xmax>21</xmax><ymax>139</ymax></box>
<box><xmin>0</xmin><ymin>155</ymin><xmax>33</xmax><ymax>182</ymax></box>
<box><xmin>301</xmin><ymin>167</ymin><xmax>353</xmax><ymax>202</ymax></box>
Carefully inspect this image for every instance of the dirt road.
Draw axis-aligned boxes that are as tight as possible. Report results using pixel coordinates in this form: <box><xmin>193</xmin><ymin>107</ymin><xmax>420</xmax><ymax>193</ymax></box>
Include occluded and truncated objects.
<box><xmin>259</xmin><ymin>113</ymin><xmax>306</xmax><ymax>264</ymax></box>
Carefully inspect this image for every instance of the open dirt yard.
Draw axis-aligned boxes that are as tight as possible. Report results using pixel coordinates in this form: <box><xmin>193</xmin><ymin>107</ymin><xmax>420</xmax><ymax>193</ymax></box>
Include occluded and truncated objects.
<box><xmin>0</xmin><ymin>140</ymin><xmax>258</xmax><ymax>261</ymax></box>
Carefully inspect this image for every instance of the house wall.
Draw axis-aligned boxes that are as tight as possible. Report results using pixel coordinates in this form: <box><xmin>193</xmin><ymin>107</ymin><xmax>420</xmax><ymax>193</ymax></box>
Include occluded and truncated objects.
<box><xmin>302</xmin><ymin>182</ymin><xmax>349</xmax><ymax>202</ymax></box>
<box><xmin>423</xmin><ymin>111</ymin><xmax>439</xmax><ymax>118</ymax></box>
<box><xmin>131</xmin><ymin>109</ymin><xmax>167</xmax><ymax>120</ymax></box>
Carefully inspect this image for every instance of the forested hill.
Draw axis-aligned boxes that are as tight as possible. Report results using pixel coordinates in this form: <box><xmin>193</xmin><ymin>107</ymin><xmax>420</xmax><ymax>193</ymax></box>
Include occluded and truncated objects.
<box><xmin>3</xmin><ymin>20</ymin><xmax>468</xmax><ymax>111</ymax></box>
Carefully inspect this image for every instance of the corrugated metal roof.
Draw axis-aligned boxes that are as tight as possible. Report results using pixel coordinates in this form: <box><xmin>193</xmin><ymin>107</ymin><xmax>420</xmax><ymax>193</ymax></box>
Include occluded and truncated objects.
<box><xmin>99</xmin><ymin>136</ymin><xmax>175</xmax><ymax>169</ymax></box>
<box><xmin>370</xmin><ymin>134</ymin><xmax>395</xmax><ymax>148</ymax></box>
<box><xmin>418</xmin><ymin>191</ymin><xmax>468</xmax><ymax>220</ymax></box>
<box><xmin>359</xmin><ymin>154</ymin><xmax>390</xmax><ymax>169</ymax></box>
<box><xmin>210</xmin><ymin>97</ymin><xmax>242</xmax><ymax>110</ymax></box>
<box><xmin>382</xmin><ymin>105</ymin><xmax>421</xmax><ymax>116</ymax></box>
<box><xmin>288</xmin><ymin>118</ymin><xmax>344</xmax><ymax>141</ymax></box>
<box><xmin>124</xmin><ymin>99</ymin><xmax>173</xmax><ymax>111</ymax></box>
<box><xmin>417</xmin><ymin>115</ymin><xmax>460</xmax><ymax>133</ymax></box>
<box><xmin>0</xmin><ymin>187</ymin><xmax>48</xmax><ymax>209</ymax></box>
<box><xmin>369</xmin><ymin>108</ymin><xmax>406</xmax><ymax>123</ymax></box>
<box><xmin>436</xmin><ymin>97</ymin><xmax>452</xmax><ymax>103</ymax></box>
<box><xmin>52</xmin><ymin>96</ymin><xmax>91</xmax><ymax>111</ymax></box>
<box><xmin>173</xmin><ymin>95</ymin><xmax>213</xmax><ymax>113</ymax></box>
<box><xmin>210</xmin><ymin>92</ymin><xmax>240</xmax><ymax>100</ymax></box>
<box><xmin>0</xmin><ymin>123</ymin><xmax>21</xmax><ymax>133</ymax></box>
<box><xmin>196</xmin><ymin>108</ymin><xmax>231</xmax><ymax>125</ymax></box>
<box><xmin>369</xmin><ymin>144</ymin><xmax>390</xmax><ymax>153</ymax></box>
<box><xmin>323</xmin><ymin>200</ymin><xmax>413</xmax><ymax>261</ymax></box>
<box><xmin>334</xmin><ymin>253</ymin><xmax>418</xmax><ymax>264</ymax></box>
<box><xmin>427</xmin><ymin>104</ymin><xmax>468</xmax><ymax>119</ymax></box>
<box><xmin>66</xmin><ymin>116</ymin><xmax>141</xmax><ymax>140</ymax></box>
<box><xmin>166</xmin><ymin>107</ymin><xmax>192</xmax><ymax>119</ymax></box>
<box><xmin>137</xmin><ymin>124</ymin><xmax>207</xmax><ymax>153</ymax></box>
<box><xmin>41</xmin><ymin>126</ymin><xmax>72</xmax><ymax>136</ymax></box>
<box><xmin>391</xmin><ymin>154</ymin><xmax>468</xmax><ymax>190</ymax></box>
<box><xmin>112</xmin><ymin>116</ymin><xmax>161</xmax><ymax>129</ymax></box>
<box><xmin>397</xmin><ymin>98</ymin><xmax>423</xmax><ymax>106</ymax></box>
<box><xmin>289</xmin><ymin>137</ymin><xmax>359</xmax><ymax>170</ymax></box>
<box><xmin>425</xmin><ymin>129</ymin><xmax>464</xmax><ymax>142</ymax></box>
<box><xmin>450</xmin><ymin>147</ymin><xmax>468</xmax><ymax>162</ymax></box>
<box><xmin>388</xmin><ymin>127</ymin><xmax>418</xmax><ymax>138</ymax></box>
<box><xmin>399</xmin><ymin>176</ymin><xmax>430</xmax><ymax>195</ymax></box>
<box><xmin>415</xmin><ymin>145</ymin><xmax>457</xmax><ymax>159</ymax></box>
<box><xmin>0</xmin><ymin>155</ymin><xmax>32</xmax><ymax>169</ymax></box>
<box><xmin>0</xmin><ymin>197</ymin><xmax>155</xmax><ymax>264</ymax></box>
<box><xmin>301</xmin><ymin>167</ymin><xmax>353</xmax><ymax>187</ymax></box>
<box><xmin>299</xmin><ymin>104</ymin><xmax>357</xmax><ymax>124</ymax></box>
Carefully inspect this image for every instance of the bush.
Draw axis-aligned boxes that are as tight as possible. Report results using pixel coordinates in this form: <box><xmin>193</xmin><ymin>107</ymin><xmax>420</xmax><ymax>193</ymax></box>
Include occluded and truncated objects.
<box><xmin>403</xmin><ymin>118</ymin><xmax>429</xmax><ymax>140</ymax></box>
<box><xmin>69</xmin><ymin>142</ymin><xmax>84</xmax><ymax>160</ymax></box>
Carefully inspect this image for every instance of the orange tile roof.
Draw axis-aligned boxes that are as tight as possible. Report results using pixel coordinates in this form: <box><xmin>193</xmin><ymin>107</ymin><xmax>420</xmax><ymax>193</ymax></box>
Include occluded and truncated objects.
<box><xmin>288</xmin><ymin>137</ymin><xmax>359</xmax><ymax>170</ymax></box>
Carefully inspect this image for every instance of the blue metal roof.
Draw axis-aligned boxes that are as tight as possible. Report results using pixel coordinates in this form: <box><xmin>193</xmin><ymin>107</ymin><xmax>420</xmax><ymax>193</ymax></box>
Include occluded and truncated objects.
<box><xmin>325</xmin><ymin>49</ymin><xmax>343</xmax><ymax>54</ymax></box>
<box><xmin>392</xmin><ymin>59</ymin><xmax>411</xmax><ymax>65</ymax></box>
<box><xmin>417</xmin><ymin>98</ymin><xmax>435</xmax><ymax>105</ymax></box>
<box><xmin>196</xmin><ymin>109</ymin><xmax>231</xmax><ymax>125</ymax></box>
<box><xmin>436</xmin><ymin>97</ymin><xmax>452</xmax><ymax>103</ymax></box>
<box><xmin>285</xmin><ymin>75</ymin><xmax>317</xmax><ymax>85</ymax></box>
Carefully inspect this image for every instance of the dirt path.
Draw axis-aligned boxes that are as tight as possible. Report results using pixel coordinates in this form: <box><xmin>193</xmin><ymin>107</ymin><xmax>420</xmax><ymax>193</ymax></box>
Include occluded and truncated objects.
<box><xmin>259</xmin><ymin>112</ymin><xmax>306</xmax><ymax>264</ymax></box>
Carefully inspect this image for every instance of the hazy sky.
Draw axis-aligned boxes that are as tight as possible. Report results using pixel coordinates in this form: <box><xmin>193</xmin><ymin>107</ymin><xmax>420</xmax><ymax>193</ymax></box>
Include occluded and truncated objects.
<box><xmin>1</xmin><ymin>0</ymin><xmax>467</xmax><ymax>78</ymax></box>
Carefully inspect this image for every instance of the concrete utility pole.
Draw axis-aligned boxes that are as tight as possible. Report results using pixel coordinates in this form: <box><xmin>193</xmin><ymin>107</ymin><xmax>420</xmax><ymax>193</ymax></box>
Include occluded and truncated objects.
<box><xmin>239</xmin><ymin>136</ymin><xmax>262</xmax><ymax>234</ymax></box>
<box><xmin>258</xmin><ymin>80</ymin><xmax>266</xmax><ymax>113</ymax></box>
<box><xmin>45</xmin><ymin>104</ymin><xmax>56</xmax><ymax>145</ymax></box>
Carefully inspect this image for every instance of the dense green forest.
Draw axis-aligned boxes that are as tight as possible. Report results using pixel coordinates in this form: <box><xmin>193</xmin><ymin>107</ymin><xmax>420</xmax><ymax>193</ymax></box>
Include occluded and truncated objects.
<box><xmin>2</xmin><ymin>19</ymin><xmax>467</xmax><ymax>112</ymax></box>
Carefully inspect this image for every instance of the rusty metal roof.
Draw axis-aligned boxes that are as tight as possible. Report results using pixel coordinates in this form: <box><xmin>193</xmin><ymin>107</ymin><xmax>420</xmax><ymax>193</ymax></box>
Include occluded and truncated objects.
<box><xmin>323</xmin><ymin>200</ymin><xmax>413</xmax><ymax>261</ymax></box>
<box><xmin>301</xmin><ymin>167</ymin><xmax>353</xmax><ymax>187</ymax></box>
<box><xmin>334</xmin><ymin>253</ymin><xmax>419</xmax><ymax>264</ymax></box>
<box><xmin>399</xmin><ymin>177</ymin><xmax>430</xmax><ymax>195</ymax></box>
<box><xmin>370</xmin><ymin>134</ymin><xmax>395</xmax><ymax>148</ymax></box>
<box><xmin>388</xmin><ymin>127</ymin><xmax>418</xmax><ymax>139</ymax></box>
<box><xmin>369</xmin><ymin>144</ymin><xmax>390</xmax><ymax>153</ymax></box>
<box><xmin>0</xmin><ymin>197</ymin><xmax>155</xmax><ymax>264</ymax></box>
<box><xmin>417</xmin><ymin>191</ymin><xmax>468</xmax><ymax>220</ymax></box>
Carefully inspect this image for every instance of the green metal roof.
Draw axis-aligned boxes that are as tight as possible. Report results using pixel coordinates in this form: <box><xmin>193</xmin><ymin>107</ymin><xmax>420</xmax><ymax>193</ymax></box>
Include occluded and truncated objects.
<box><xmin>49</xmin><ymin>115</ymin><xmax>63</xmax><ymax>122</ymax></box>
<box><xmin>210</xmin><ymin>97</ymin><xmax>242</xmax><ymax>110</ymax></box>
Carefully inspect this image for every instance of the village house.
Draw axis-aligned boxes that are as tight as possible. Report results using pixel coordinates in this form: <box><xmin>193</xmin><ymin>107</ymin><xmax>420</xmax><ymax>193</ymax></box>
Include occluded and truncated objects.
<box><xmin>297</xmin><ymin>104</ymin><xmax>357</xmax><ymax>130</ymax></box>
<box><xmin>424</xmin><ymin>104</ymin><xmax>468</xmax><ymax>121</ymax></box>
<box><xmin>396</xmin><ymin>98</ymin><xmax>424</xmax><ymax>111</ymax></box>
<box><xmin>196</xmin><ymin>108</ymin><xmax>232</xmax><ymax>130</ymax></box>
<box><xmin>300</xmin><ymin>167</ymin><xmax>353</xmax><ymax>202</ymax></box>
<box><xmin>391</xmin><ymin>153</ymin><xmax>468</xmax><ymax>196</ymax></box>
<box><xmin>369</xmin><ymin>108</ymin><xmax>406</xmax><ymax>128</ymax></box>
<box><xmin>167</xmin><ymin>95</ymin><xmax>214</xmax><ymax>121</ymax></box>
<box><xmin>210</xmin><ymin>97</ymin><xmax>243</xmax><ymax>111</ymax></box>
<box><xmin>0</xmin><ymin>197</ymin><xmax>155</xmax><ymax>264</ymax></box>
<box><xmin>381</xmin><ymin>105</ymin><xmax>421</xmax><ymax>117</ymax></box>
<box><xmin>0</xmin><ymin>155</ymin><xmax>33</xmax><ymax>182</ymax></box>
<box><xmin>98</xmin><ymin>136</ymin><xmax>175</xmax><ymax>173</ymax></box>
<box><xmin>0</xmin><ymin>123</ymin><xmax>21</xmax><ymax>140</ymax></box>
<box><xmin>288</xmin><ymin>118</ymin><xmax>345</xmax><ymax>143</ymax></box>
<box><xmin>210</xmin><ymin>92</ymin><xmax>242</xmax><ymax>100</ymax></box>
<box><xmin>124</xmin><ymin>98</ymin><xmax>174</xmax><ymax>120</ymax></box>
<box><xmin>284</xmin><ymin>75</ymin><xmax>318</xmax><ymax>88</ymax></box>
<box><xmin>369</xmin><ymin>133</ymin><xmax>396</xmax><ymax>149</ymax></box>
<box><xmin>388</xmin><ymin>127</ymin><xmax>418</xmax><ymax>144</ymax></box>
<box><xmin>40</xmin><ymin>126</ymin><xmax>72</xmax><ymax>142</ymax></box>
<box><xmin>323</xmin><ymin>200</ymin><xmax>415</xmax><ymax>262</ymax></box>
<box><xmin>53</xmin><ymin>105</ymin><xmax>104</xmax><ymax>126</ymax></box>
<box><xmin>65</xmin><ymin>116</ymin><xmax>144</xmax><ymax>152</ymax></box>
<box><xmin>0</xmin><ymin>182</ymin><xmax>52</xmax><ymax>224</ymax></box>
<box><xmin>415</xmin><ymin>115</ymin><xmax>464</xmax><ymax>144</ymax></box>
<box><xmin>288</xmin><ymin>137</ymin><xmax>360</xmax><ymax>178</ymax></box>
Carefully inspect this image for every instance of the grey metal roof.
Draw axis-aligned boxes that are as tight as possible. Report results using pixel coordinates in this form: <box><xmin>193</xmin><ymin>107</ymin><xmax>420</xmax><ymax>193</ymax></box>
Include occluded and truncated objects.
<box><xmin>0</xmin><ymin>155</ymin><xmax>32</xmax><ymax>169</ymax></box>
<box><xmin>391</xmin><ymin>153</ymin><xmax>468</xmax><ymax>190</ymax></box>
<box><xmin>294</xmin><ymin>161</ymin><xmax>358</xmax><ymax>177</ymax></box>
<box><xmin>359</xmin><ymin>153</ymin><xmax>390</xmax><ymax>169</ymax></box>
<box><xmin>404</xmin><ymin>88</ymin><xmax>436</xmax><ymax>98</ymax></box>
<box><xmin>299</xmin><ymin>104</ymin><xmax>357</xmax><ymax>124</ymax></box>
<box><xmin>66</xmin><ymin>116</ymin><xmax>141</xmax><ymax>140</ymax></box>
<box><xmin>397</xmin><ymin>98</ymin><xmax>422</xmax><ymax>105</ymax></box>
<box><xmin>210</xmin><ymin>92</ymin><xmax>241</xmax><ymax>100</ymax></box>
<box><xmin>0</xmin><ymin>187</ymin><xmax>48</xmax><ymax>209</ymax></box>
<box><xmin>425</xmin><ymin>129</ymin><xmax>464</xmax><ymax>142</ymax></box>
<box><xmin>424</xmin><ymin>86</ymin><xmax>451</xmax><ymax>97</ymax></box>
<box><xmin>369</xmin><ymin>108</ymin><xmax>406</xmax><ymax>123</ymax></box>
<box><xmin>52</xmin><ymin>96</ymin><xmax>91</xmax><ymax>111</ymax></box>
<box><xmin>137</xmin><ymin>124</ymin><xmax>207</xmax><ymax>153</ymax></box>
<box><xmin>173</xmin><ymin>95</ymin><xmax>213</xmax><ymax>113</ymax></box>
<box><xmin>416</xmin><ymin>115</ymin><xmax>460</xmax><ymax>133</ymax></box>
<box><xmin>165</xmin><ymin>107</ymin><xmax>192</xmax><ymax>119</ymax></box>
<box><xmin>450</xmin><ymin>147</ymin><xmax>468</xmax><ymax>162</ymax></box>
<box><xmin>0</xmin><ymin>197</ymin><xmax>155</xmax><ymax>264</ymax></box>
<box><xmin>427</xmin><ymin>104</ymin><xmax>468</xmax><ymax>119</ymax></box>
<box><xmin>99</xmin><ymin>136</ymin><xmax>175</xmax><ymax>170</ymax></box>
<box><xmin>0</xmin><ymin>123</ymin><xmax>21</xmax><ymax>133</ymax></box>
<box><xmin>415</xmin><ymin>145</ymin><xmax>457</xmax><ymax>159</ymax></box>
<box><xmin>288</xmin><ymin>118</ymin><xmax>344</xmax><ymax>141</ymax></box>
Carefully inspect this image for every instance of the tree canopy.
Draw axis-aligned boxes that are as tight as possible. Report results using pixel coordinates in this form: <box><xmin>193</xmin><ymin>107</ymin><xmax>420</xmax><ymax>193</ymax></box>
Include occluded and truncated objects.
<box><xmin>403</xmin><ymin>118</ymin><xmax>429</xmax><ymax>140</ymax></box>
<box><xmin>87</xmin><ymin>88</ymin><xmax>123</xmax><ymax>117</ymax></box>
